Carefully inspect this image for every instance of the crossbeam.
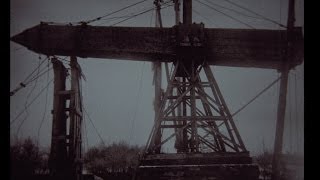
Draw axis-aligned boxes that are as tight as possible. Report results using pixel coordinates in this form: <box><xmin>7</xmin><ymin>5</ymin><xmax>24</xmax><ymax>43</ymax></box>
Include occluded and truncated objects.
<box><xmin>11</xmin><ymin>23</ymin><xmax>303</xmax><ymax>69</ymax></box>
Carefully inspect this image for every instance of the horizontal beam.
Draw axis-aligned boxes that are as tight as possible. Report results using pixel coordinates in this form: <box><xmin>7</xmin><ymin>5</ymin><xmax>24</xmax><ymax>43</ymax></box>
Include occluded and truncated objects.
<box><xmin>160</xmin><ymin>124</ymin><xmax>214</xmax><ymax>129</ymax></box>
<box><xmin>143</xmin><ymin>151</ymin><xmax>250</xmax><ymax>160</ymax></box>
<box><xmin>163</xmin><ymin>116</ymin><xmax>226</xmax><ymax>121</ymax></box>
<box><xmin>11</xmin><ymin>23</ymin><xmax>304</xmax><ymax>69</ymax></box>
<box><xmin>167</xmin><ymin>96</ymin><xmax>201</xmax><ymax>99</ymax></box>
<box><xmin>160</xmin><ymin>124</ymin><xmax>218</xmax><ymax>128</ymax></box>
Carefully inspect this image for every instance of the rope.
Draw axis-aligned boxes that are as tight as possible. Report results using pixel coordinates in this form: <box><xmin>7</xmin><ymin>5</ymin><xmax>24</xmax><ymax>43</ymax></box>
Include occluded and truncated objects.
<box><xmin>202</xmin><ymin>0</ymin><xmax>262</xmax><ymax>20</ymax></box>
<box><xmin>195</xmin><ymin>0</ymin><xmax>255</xmax><ymax>29</ymax></box>
<box><xmin>92</xmin><ymin>15</ymin><xmax>134</xmax><ymax>25</ymax></box>
<box><xmin>294</xmin><ymin>71</ymin><xmax>299</xmax><ymax>153</ymax></box>
<box><xmin>222</xmin><ymin>0</ymin><xmax>287</xmax><ymax>28</ymax></box>
<box><xmin>109</xmin><ymin>1</ymin><xmax>173</xmax><ymax>26</ymax></box>
<box><xmin>16</xmin><ymin>58</ymin><xmax>45</xmax><ymax>136</ymax></box>
<box><xmin>81</xmin><ymin>0</ymin><xmax>151</xmax><ymax>24</ymax></box>
<box><xmin>11</xmin><ymin>46</ymin><xmax>25</xmax><ymax>52</ymax></box>
<box><xmin>150</xmin><ymin>6</ymin><xmax>154</xmax><ymax>26</ymax></box>
<box><xmin>280</xmin><ymin>0</ymin><xmax>282</xmax><ymax>30</ymax></box>
<box><xmin>232</xmin><ymin>76</ymin><xmax>281</xmax><ymax>117</ymax></box>
<box><xmin>288</xmin><ymin>73</ymin><xmax>292</xmax><ymax>152</ymax></box>
<box><xmin>83</xmin><ymin>107</ymin><xmax>106</xmax><ymax>145</ymax></box>
<box><xmin>192</xmin><ymin>8</ymin><xmax>219</xmax><ymax>28</ymax></box>
<box><xmin>83</xmin><ymin>115</ymin><xmax>89</xmax><ymax>153</ymax></box>
<box><xmin>129</xmin><ymin>62</ymin><xmax>145</xmax><ymax>144</ymax></box>
<box><xmin>10</xmin><ymin>56</ymin><xmax>49</xmax><ymax>96</ymax></box>
<box><xmin>23</xmin><ymin>56</ymin><xmax>48</xmax><ymax>83</ymax></box>
<box><xmin>11</xmin><ymin>78</ymin><xmax>53</xmax><ymax>125</ymax></box>
<box><xmin>95</xmin><ymin>10</ymin><xmax>147</xmax><ymax>26</ymax></box>
<box><xmin>24</xmin><ymin>66</ymin><xmax>53</xmax><ymax>85</ymax></box>
<box><xmin>37</xmin><ymin>60</ymin><xmax>50</xmax><ymax>146</ymax></box>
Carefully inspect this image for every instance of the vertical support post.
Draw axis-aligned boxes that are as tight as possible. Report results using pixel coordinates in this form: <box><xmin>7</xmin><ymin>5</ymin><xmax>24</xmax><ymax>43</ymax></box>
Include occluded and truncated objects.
<box><xmin>203</xmin><ymin>64</ymin><xmax>246</xmax><ymax>151</ymax></box>
<box><xmin>182</xmin><ymin>77</ymin><xmax>188</xmax><ymax>152</ymax></box>
<box><xmin>155</xmin><ymin>0</ymin><xmax>163</xmax><ymax>27</ymax></box>
<box><xmin>148</xmin><ymin>62</ymin><xmax>179</xmax><ymax>153</ymax></box>
<box><xmin>154</xmin><ymin>61</ymin><xmax>162</xmax><ymax>153</ymax></box>
<box><xmin>196</xmin><ymin>77</ymin><xmax>225</xmax><ymax>152</ymax></box>
<box><xmin>69</xmin><ymin>56</ymin><xmax>83</xmax><ymax>180</ymax></box>
<box><xmin>174</xmin><ymin>0</ymin><xmax>181</xmax><ymax>24</ymax></box>
<box><xmin>49</xmin><ymin>57</ymin><xmax>69</xmax><ymax>178</ymax></box>
<box><xmin>174</xmin><ymin>0</ymin><xmax>185</xmax><ymax>153</ymax></box>
<box><xmin>153</xmin><ymin>0</ymin><xmax>163</xmax><ymax>153</ymax></box>
<box><xmin>190</xmin><ymin>60</ymin><xmax>199</xmax><ymax>152</ymax></box>
<box><xmin>183</xmin><ymin>0</ymin><xmax>192</xmax><ymax>25</ymax></box>
<box><xmin>272</xmin><ymin>65</ymin><xmax>289</xmax><ymax>180</ymax></box>
<box><xmin>272</xmin><ymin>0</ymin><xmax>295</xmax><ymax>179</ymax></box>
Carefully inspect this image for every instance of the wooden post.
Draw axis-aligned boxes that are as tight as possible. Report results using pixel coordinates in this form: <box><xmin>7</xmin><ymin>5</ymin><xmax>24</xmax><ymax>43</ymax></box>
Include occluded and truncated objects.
<box><xmin>155</xmin><ymin>0</ymin><xmax>163</xmax><ymax>28</ymax></box>
<box><xmin>190</xmin><ymin>60</ymin><xmax>198</xmax><ymax>152</ymax></box>
<box><xmin>174</xmin><ymin>0</ymin><xmax>181</xmax><ymax>24</ymax></box>
<box><xmin>204</xmin><ymin>64</ymin><xmax>246</xmax><ymax>152</ymax></box>
<box><xmin>69</xmin><ymin>56</ymin><xmax>83</xmax><ymax>180</ymax></box>
<box><xmin>183</xmin><ymin>0</ymin><xmax>192</xmax><ymax>25</ymax></box>
<box><xmin>174</xmin><ymin>0</ymin><xmax>185</xmax><ymax>153</ymax></box>
<box><xmin>272</xmin><ymin>0</ymin><xmax>295</xmax><ymax>179</ymax></box>
<box><xmin>154</xmin><ymin>60</ymin><xmax>162</xmax><ymax>153</ymax></box>
<box><xmin>182</xmin><ymin>77</ymin><xmax>188</xmax><ymax>152</ymax></box>
<box><xmin>272</xmin><ymin>65</ymin><xmax>289</xmax><ymax>180</ymax></box>
<box><xmin>49</xmin><ymin>57</ymin><xmax>69</xmax><ymax>178</ymax></box>
<box><xmin>154</xmin><ymin>1</ymin><xmax>163</xmax><ymax>153</ymax></box>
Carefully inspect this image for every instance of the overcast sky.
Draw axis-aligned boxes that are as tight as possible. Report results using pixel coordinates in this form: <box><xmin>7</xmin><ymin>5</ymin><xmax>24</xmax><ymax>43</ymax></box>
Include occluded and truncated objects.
<box><xmin>10</xmin><ymin>0</ymin><xmax>304</xmax><ymax>155</ymax></box>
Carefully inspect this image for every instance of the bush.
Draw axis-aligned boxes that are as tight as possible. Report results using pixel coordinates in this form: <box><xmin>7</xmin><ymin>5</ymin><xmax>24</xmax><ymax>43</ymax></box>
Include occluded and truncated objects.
<box><xmin>10</xmin><ymin>137</ymin><xmax>49</xmax><ymax>179</ymax></box>
<box><xmin>84</xmin><ymin>141</ymin><xmax>143</xmax><ymax>178</ymax></box>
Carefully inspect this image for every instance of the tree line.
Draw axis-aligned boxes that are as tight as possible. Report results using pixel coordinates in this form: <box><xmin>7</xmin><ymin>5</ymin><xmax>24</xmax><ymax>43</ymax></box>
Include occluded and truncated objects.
<box><xmin>10</xmin><ymin>137</ymin><xmax>303</xmax><ymax>180</ymax></box>
<box><xmin>10</xmin><ymin>137</ymin><xmax>143</xmax><ymax>180</ymax></box>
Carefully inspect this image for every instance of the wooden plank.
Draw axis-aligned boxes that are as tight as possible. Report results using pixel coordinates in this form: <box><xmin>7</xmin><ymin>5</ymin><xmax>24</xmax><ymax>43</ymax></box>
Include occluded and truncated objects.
<box><xmin>167</xmin><ymin>95</ymin><xmax>201</xmax><ymax>99</ymax></box>
<box><xmin>50</xmin><ymin>57</ymin><xmax>69</xmax><ymax>176</ymax></box>
<box><xmin>163</xmin><ymin>116</ymin><xmax>226</xmax><ymax>121</ymax></box>
<box><xmin>11</xmin><ymin>23</ymin><xmax>304</xmax><ymax>69</ymax></box>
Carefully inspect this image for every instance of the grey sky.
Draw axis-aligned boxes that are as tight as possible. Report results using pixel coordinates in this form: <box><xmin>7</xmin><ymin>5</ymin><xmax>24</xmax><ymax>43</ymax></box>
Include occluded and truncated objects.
<box><xmin>10</xmin><ymin>0</ymin><xmax>304</xmax><ymax>155</ymax></box>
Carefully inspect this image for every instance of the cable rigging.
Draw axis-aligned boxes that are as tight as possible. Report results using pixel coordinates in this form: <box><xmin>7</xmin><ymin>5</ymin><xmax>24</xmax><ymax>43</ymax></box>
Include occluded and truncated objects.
<box><xmin>10</xmin><ymin>56</ymin><xmax>50</xmax><ymax>96</ymax></box>
<box><xmin>16</xmin><ymin>58</ymin><xmax>46</xmax><ymax>136</ymax></box>
<box><xmin>288</xmin><ymin>73</ymin><xmax>293</xmax><ymax>152</ymax></box>
<box><xmin>11</xmin><ymin>78</ymin><xmax>53</xmax><ymax>126</ymax></box>
<box><xmin>202</xmin><ymin>0</ymin><xmax>262</xmax><ymax>20</ymax></box>
<box><xmin>41</xmin><ymin>0</ymin><xmax>152</xmax><ymax>26</ymax></box>
<box><xmin>129</xmin><ymin>62</ymin><xmax>145</xmax><ymax>144</ymax></box>
<box><xmin>83</xmin><ymin>114</ymin><xmax>90</xmax><ymax>152</ymax></box>
<box><xmin>231</xmin><ymin>76</ymin><xmax>281</xmax><ymax>117</ymax></box>
<box><xmin>195</xmin><ymin>0</ymin><xmax>255</xmax><ymax>29</ymax></box>
<box><xmin>80</xmin><ymin>0</ymin><xmax>151</xmax><ymax>25</ymax></box>
<box><xmin>109</xmin><ymin>1</ymin><xmax>174</xmax><ymax>26</ymax></box>
<box><xmin>25</xmin><ymin>66</ymin><xmax>53</xmax><ymax>85</ymax></box>
<box><xmin>37</xmin><ymin>60</ymin><xmax>51</xmax><ymax>146</ymax></box>
<box><xmin>294</xmin><ymin>71</ymin><xmax>299</xmax><ymax>153</ymax></box>
<box><xmin>95</xmin><ymin>5</ymin><xmax>155</xmax><ymax>26</ymax></box>
<box><xmin>192</xmin><ymin>8</ymin><xmax>219</xmax><ymax>28</ymax></box>
<box><xmin>83</xmin><ymin>107</ymin><xmax>106</xmax><ymax>145</ymax></box>
<box><xmin>11</xmin><ymin>46</ymin><xmax>25</xmax><ymax>52</ymax></box>
<box><xmin>91</xmin><ymin>15</ymin><xmax>136</xmax><ymax>25</ymax></box>
<box><xmin>221</xmin><ymin>0</ymin><xmax>286</xmax><ymax>28</ymax></box>
<box><xmin>10</xmin><ymin>57</ymin><xmax>57</xmax><ymax>125</ymax></box>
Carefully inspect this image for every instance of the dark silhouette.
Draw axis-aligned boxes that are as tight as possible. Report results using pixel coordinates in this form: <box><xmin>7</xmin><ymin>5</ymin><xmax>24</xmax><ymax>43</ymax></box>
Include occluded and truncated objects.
<box><xmin>84</xmin><ymin>141</ymin><xmax>143</xmax><ymax>180</ymax></box>
<box><xmin>10</xmin><ymin>137</ymin><xmax>49</xmax><ymax>180</ymax></box>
